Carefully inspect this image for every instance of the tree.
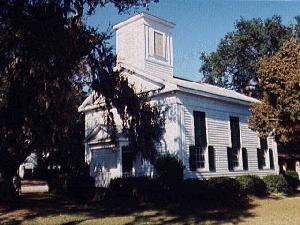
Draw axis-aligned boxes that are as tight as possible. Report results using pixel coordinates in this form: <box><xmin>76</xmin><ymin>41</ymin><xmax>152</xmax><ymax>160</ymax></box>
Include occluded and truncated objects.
<box><xmin>200</xmin><ymin>16</ymin><xmax>299</xmax><ymax>97</ymax></box>
<box><xmin>249</xmin><ymin>38</ymin><xmax>300</xmax><ymax>150</ymax></box>
<box><xmin>0</xmin><ymin>0</ymin><xmax>160</xmax><ymax>197</ymax></box>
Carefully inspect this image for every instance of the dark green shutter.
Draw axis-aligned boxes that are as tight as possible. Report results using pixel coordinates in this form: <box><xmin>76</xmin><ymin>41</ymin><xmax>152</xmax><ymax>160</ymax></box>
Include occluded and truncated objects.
<box><xmin>242</xmin><ymin>148</ymin><xmax>248</xmax><ymax>171</ymax></box>
<box><xmin>189</xmin><ymin>146</ymin><xmax>196</xmax><ymax>171</ymax></box>
<box><xmin>269</xmin><ymin>149</ymin><xmax>274</xmax><ymax>169</ymax></box>
<box><xmin>230</xmin><ymin>117</ymin><xmax>241</xmax><ymax>149</ymax></box>
<box><xmin>227</xmin><ymin>147</ymin><xmax>233</xmax><ymax>171</ymax></box>
<box><xmin>257</xmin><ymin>149</ymin><xmax>263</xmax><ymax>170</ymax></box>
<box><xmin>260</xmin><ymin>138</ymin><xmax>268</xmax><ymax>150</ymax></box>
<box><xmin>208</xmin><ymin>146</ymin><xmax>215</xmax><ymax>171</ymax></box>
<box><xmin>193</xmin><ymin>111</ymin><xmax>207</xmax><ymax>147</ymax></box>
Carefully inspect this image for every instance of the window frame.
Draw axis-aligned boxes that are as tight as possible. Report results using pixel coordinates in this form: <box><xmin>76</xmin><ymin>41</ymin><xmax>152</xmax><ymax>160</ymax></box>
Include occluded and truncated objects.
<box><xmin>258</xmin><ymin>138</ymin><xmax>270</xmax><ymax>170</ymax></box>
<box><xmin>189</xmin><ymin>110</ymin><xmax>210</xmax><ymax>172</ymax></box>
<box><xmin>154</xmin><ymin>31</ymin><xmax>164</xmax><ymax>58</ymax></box>
<box><xmin>229</xmin><ymin>116</ymin><xmax>243</xmax><ymax>171</ymax></box>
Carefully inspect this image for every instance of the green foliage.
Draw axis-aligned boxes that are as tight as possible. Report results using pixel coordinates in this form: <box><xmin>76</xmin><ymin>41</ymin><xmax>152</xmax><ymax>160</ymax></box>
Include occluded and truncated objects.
<box><xmin>207</xmin><ymin>177</ymin><xmax>241</xmax><ymax>202</ymax></box>
<box><xmin>200</xmin><ymin>16</ymin><xmax>299</xmax><ymax>97</ymax></box>
<box><xmin>284</xmin><ymin>170</ymin><xmax>299</xmax><ymax>192</ymax></box>
<box><xmin>180</xmin><ymin>178</ymin><xmax>241</xmax><ymax>207</ymax></box>
<box><xmin>105</xmin><ymin>176</ymin><xmax>245</xmax><ymax>208</ymax></box>
<box><xmin>105</xmin><ymin>177</ymin><xmax>162</xmax><ymax>205</ymax></box>
<box><xmin>47</xmin><ymin>166</ymin><xmax>94</xmax><ymax>202</ymax></box>
<box><xmin>249</xmin><ymin>38</ymin><xmax>300</xmax><ymax>146</ymax></box>
<box><xmin>0</xmin><ymin>179</ymin><xmax>17</xmax><ymax>202</ymax></box>
<box><xmin>180</xmin><ymin>179</ymin><xmax>210</xmax><ymax>201</ymax></box>
<box><xmin>154</xmin><ymin>154</ymin><xmax>184</xmax><ymax>187</ymax></box>
<box><xmin>236</xmin><ymin>175</ymin><xmax>267</xmax><ymax>197</ymax></box>
<box><xmin>263</xmin><ymin>175</ymin><xmax>289</xmax><ymax>194</ymax></box>
<box><xmin>0</xmin><ymin>0</ymin><xmax>160</xmax><ymax>197</ymax></box>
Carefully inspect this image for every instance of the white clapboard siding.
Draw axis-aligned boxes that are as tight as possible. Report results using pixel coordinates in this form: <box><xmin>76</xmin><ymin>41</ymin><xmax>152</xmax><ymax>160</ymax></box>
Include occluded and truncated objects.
<box><xmin>181</xmin><ymin>96</ymin><xmax>278</xmax><ymax>179</ymax></box>
<box><xmin>145</xmin><ymin>60</ymin><xmax>173</xmax><ymax>79</ymax></box>
<box><xmin>206</xmin><ymin>111</ymin><xmax>231</xmax><ymax>172</ymax></box>
<box><xmin>183</xmin><ymin>105</ymin><xmax>193</xmax><ymax>172</ymax></box>
<box><xmin>240</xmin><ymin>122</ymin><xmax>260</xmax><ymax>170</ymax></box>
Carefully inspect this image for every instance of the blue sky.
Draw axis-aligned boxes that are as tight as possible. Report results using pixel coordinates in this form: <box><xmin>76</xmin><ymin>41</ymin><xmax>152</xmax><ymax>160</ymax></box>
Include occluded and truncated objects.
<box><xmin>87</xmin><ymin>0</ymin><xmax>300</xmax><ymax>81</ymax></box>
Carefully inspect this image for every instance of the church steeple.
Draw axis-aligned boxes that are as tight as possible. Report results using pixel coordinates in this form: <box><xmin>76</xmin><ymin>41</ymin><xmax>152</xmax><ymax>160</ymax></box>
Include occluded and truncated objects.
<box><xmin>113</xmin><ymin>12</ymin><xmax>175</xmax><ymax>80</ymax></box>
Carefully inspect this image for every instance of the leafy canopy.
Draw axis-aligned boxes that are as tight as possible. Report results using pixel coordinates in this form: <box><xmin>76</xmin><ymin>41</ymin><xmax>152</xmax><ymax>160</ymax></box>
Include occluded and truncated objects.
<box><xmin>249</xmin><ymin>38</ymin><xmax>300</xmax><ymax>148</ymax></box>
<box><xmin>0</xmin><ymin>0</ymin><xmax>160</xmax><ymax>182</ymax></box>
<box><xmin>200</xmin><ymin>16</ymin><xmax>299</xmax><ymax>97</ymax></box>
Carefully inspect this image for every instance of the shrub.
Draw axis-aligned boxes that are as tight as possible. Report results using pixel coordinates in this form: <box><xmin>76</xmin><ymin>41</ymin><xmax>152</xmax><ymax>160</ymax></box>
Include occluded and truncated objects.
<box><xmin>180</xmin><ymin>179</ymin><xmax>210</xmax><ymax>204</ymax></box>
<box><xmin>154</xmin><ymin>154</ymin><xmax>184</xmax><ymax>188</ymax></box>
<box><xmin>47</xmin><ymin>166</ymin><xmax>94</xmax><ymax>201</ymax></box>
<box><xmin>284</xmin><ymin>170</ymin><xmax>299</xmax><ymax>192</ymax></box>
<box><xmin>208</xmin><ymin>177</ymin><xmax>241</xmax><ymax>202</ymax></box>
<box><xmin>236</xmin><ymin>175</ymin><xmax>267</xmax><ymax>197</ymax></box>
<box><xmin>105</xmin><ymin>176</ymin><xmax>246</xmax><ymax>208</ymax></box>
<box><xmin>67</xmin><ymin>168</ymin><xmax>95</xmax><ymax>201</ymax></box>
<box><xmin>105</xmin><ymin>177</ymin><xmax>162</xmax><ymax>205</ymax></box>
<box><xmin>263</xmin><ymin>175</ymin><xmax>289</xmax><ymax>194</ymax></box>
<box><xmin>0</xmin><ymin>179</ymin><xmax>17</xmax><ymax>202</ymax></box>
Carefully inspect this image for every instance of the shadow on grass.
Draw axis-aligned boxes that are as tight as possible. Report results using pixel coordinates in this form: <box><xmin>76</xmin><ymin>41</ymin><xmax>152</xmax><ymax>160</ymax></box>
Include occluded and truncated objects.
<box><xmin>15</xmin><ymin>186</ymin><xmax>300</xmax><ymax>225</ymax></box>
<box><xmin>0</xmin><ymin>192</ymin><xmax>262</xmax><ymax>225</ymax></box>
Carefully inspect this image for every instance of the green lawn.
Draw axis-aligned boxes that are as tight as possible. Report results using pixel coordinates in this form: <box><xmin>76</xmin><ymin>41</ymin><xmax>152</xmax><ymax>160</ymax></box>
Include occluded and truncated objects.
<box><xmin>1</xmin><ymin>193</ymin><xmax>300</xmax><ymax>225</ymax></box>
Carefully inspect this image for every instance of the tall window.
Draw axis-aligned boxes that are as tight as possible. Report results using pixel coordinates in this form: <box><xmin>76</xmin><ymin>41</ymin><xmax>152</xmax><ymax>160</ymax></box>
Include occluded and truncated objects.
<box><xmin>257</xmin><ymin>138</ymin><xmax>267</xmax><ymax>169</ymax></box>
<box><xmin>189</xmin><ymin>111</ymin><xmax>208</xmax><ymax>170</ymax></box>
<box><xmin>154</xmin><ymin>32</ymin><xmax>164</xmax><ymax>58</ymax></box>
<box><xmin>229</xmin><ymin>116</ymin><xmax>241</xmax><ymax>169</ymax></box>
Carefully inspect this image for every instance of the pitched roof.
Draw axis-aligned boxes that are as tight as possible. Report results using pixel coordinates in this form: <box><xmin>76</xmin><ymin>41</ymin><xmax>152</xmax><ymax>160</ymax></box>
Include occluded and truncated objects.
<box><xmin>78</xmin><ymin>63</ymin><xmax>259</xmax><ymax>112</ymax></box>
<box><xmin>170</xmin><ymin>76</ymin><xmax>259</xmax><ymax>104</ymax></box>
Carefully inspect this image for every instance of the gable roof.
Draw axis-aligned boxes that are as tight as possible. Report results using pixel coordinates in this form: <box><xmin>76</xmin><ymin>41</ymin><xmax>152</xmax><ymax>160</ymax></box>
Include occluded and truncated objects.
<box><xmin>78</xmin><ymin>63</ymin><xmax>259</xmax><ymax>112</ymax></box>
<box><xmin>170</xmin><ymin>76</ymin><xmax>259</xmax><ymax>104</ymax></box>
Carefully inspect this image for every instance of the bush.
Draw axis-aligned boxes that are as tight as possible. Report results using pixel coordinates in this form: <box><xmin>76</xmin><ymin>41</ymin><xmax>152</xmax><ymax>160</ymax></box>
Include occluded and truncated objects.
<box><xmin>154</xmin><ymin>154</ymin><xmax>184</xmax><ymax>188</ymax></box>
<box><xmin>67</xmin><ymin>168</ymin><xmax>95</xmax><ymax>201</ymax></box>
<box><xmin>263</xmin><ymin>175</ymin><xmax>289</xmax><ymax>194</ymax></box>
<box><xmin>105</xmin><ymin>177</ymin><xmax>162</xmax><ymax>206</ymax></box>
<box><xmin>180</xmin><ymin>179</ymin><xmax>210</xmax><ymax>204</ymax></box>
<box><xmin>104</xmin><ymin>176</ymin><xmax>246</xmax><ymax>208</ymax></box>
<box><xmin>284</xmin><ymin>170</ymin><xmax>299</xmax><ymax>192</ymax></box>
<box><xmin>208</xmin><ymin>177</ymin><xmax>241</xmax><ymax>202</ymax></box>
<box><xmin>0</xmin><ymin>179</ymin><xmax>17</xmax><ymax>202</ymax></box>
<box><xmin>236</xmin><ymin>175</ymin><xmax>267</xmax><ymax>197</ymax></box>
<box><xmin>47</xmin><ymin>166</ymin><xmax>95</xmax><ymax>201</ymax></box>
<box><xmin>179</xmin><ymin>177</ymin><xmax>243</xmax><ymax>208</ymax></box>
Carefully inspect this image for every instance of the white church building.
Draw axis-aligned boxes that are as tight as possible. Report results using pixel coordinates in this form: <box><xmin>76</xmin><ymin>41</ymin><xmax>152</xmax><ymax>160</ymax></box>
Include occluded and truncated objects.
<box><xmin>78</xmin><ymin>13</ymin><xmax>279</xmax><ymax>187</ymax></box>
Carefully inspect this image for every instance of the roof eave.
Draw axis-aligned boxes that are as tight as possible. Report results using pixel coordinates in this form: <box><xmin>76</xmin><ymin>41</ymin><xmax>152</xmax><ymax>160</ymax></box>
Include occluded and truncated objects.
<box><xmin>162</xmin><ymin>85</ymin><xmax>259</xmax><ymax>106</ymax></box>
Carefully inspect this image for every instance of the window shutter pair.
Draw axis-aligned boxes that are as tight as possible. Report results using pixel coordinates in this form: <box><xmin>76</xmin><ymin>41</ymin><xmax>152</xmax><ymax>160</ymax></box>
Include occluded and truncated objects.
<box><xmin>193</xmin><ymin>111</ymin><xmax>207</xmax><ymax>147</ymax></box>
<box><xmin>227</xmin><ymin>147</ymin><xmax>248</xmax><ymax>171</ymax></box>
<box><xmin>190</xmin><ymin>145</ymin><xmax>215</xmax><ymax>171</ymax></box>
<box><xmin>230</xmin><ymin>116</ymin><xmax>241</xmax><ymax>149</ymax></box>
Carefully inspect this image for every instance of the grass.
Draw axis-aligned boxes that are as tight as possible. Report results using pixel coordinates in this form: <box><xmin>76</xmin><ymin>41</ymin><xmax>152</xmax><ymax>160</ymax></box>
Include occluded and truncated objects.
<box><xmin>1</xmin><ymin>192</ymin><xmax>300</xmax><ymax>225</ymax></box>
